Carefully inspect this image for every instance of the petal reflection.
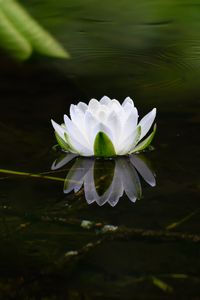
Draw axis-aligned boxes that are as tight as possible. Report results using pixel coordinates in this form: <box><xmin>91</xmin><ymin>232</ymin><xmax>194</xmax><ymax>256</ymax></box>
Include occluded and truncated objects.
<box><xmin>52</xmin><ymin>153</ymin><xmax>156</xmax><ymax>206</ymax></box>
<box><xmin>51</xmin><ymin>153</ymin><xmax>78</xmax><ymax>170</ymax></box>
<box><xmin>130</xmin><ymin>154</ymin><xmax>156</xmax><ymax>187</ymax></box>
<box><xmin>64</xmin><ymin>158</ymin><xmax>93</xmax><ymax>193</ymax></box>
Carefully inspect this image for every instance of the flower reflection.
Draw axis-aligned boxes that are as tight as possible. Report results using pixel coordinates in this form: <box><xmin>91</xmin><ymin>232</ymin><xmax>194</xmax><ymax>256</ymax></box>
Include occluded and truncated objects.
<box><xmin>52</xmin><ymin>154</ymin><xmax>156</xmax><ymax>207</ymax></box>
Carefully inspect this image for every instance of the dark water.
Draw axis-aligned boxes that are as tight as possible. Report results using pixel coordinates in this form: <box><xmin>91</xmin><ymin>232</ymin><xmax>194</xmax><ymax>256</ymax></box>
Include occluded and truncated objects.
<box><xmin>0</xmin><ymin>1</ymin><xmax>200</xmax><ymax>299</ymax></box>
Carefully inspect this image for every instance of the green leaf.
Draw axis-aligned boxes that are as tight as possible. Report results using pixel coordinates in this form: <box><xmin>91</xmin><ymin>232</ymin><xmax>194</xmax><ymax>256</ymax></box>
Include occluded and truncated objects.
<box><xmin>1</xmin><ymin>0</ymin><xmax>70</xmax><ymax>59</ymax></box>
<box><xmin>55</xmin><ymin>132</ymin><xmax>69</xmax><ymax>151</ymax></box>
<box><xmin>0</xmin><ymin>8</ymin><xmax>32</xmax><ymax>60</ymax></box>
<box><xmin>94</xmin><ymin>131</ymin><xmax>116</xmax><ymax>157</ymax></box>
<box><xmin>131</xmin><ymin>123</ymin><xmax>157</xmax><ymax>153</ymax></box>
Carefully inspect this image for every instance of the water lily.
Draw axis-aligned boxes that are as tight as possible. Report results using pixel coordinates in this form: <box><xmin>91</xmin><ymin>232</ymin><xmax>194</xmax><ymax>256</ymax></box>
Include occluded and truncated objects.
<box><xmin>51</xmin><ymin>154</ymin><xmax>156</xmax><ymax>207</ymax></box>
<box><xmin>51</xmin><ymin>96</ymin><xmax>157</xmax><ymax>157</ymax></box>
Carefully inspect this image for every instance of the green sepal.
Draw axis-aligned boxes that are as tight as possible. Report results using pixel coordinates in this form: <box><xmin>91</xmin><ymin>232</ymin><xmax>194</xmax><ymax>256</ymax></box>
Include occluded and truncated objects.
<box><xmin>64</xmin><ymin>133</ymin><xmax>78</xmax><ymax>154</ymax></box>
<box><xmin>131</xmin><ymin>123</ymin><xmax>157</xmax><ymax>153</ymax></box>
<box><xmin>94</xmin><ymin>131</ymin><xmax>116</xmax><ymax>157</ymax></box>
<box><xmin>55</xmin><ymin>132</ymin><xmax>69</xmax><ymax>151</ymax></box>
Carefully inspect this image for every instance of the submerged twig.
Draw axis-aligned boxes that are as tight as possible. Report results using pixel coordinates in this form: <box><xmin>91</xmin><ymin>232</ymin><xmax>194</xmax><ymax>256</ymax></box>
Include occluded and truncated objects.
<box><xmin>38</xmin><ymin>215</ymin><xmax>200</xmax><ymax>243</ymax></box>
<box><xmin>166</xmin><ymin>208</ymin><xmax>200</xmax><ymax>230</ymax></box>
<box><xmin>0</xmin><ymin>168</ymin><xmax>81</xmax><ymax>185</ymax></box>
<box><xmin>0</xmin><ymin>168</ymin><xmax>64</xmax><ymax>182</ymax></box>
<box><xmin>108</xmin><ymin>226</ymin><xmax>200</xmax><ymax>243</ymax></box>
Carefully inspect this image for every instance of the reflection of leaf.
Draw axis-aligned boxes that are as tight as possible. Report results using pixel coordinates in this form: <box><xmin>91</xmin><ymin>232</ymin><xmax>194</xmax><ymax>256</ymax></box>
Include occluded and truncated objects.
<box><xmin>94</xmin><ymin>160</ymin><xmax>115</xmax><ymax>196</ymax></box>
<box><xmin>0</xmin><ymin>0</ymin><xmax>70</xmax><ymax>60</ymax></box>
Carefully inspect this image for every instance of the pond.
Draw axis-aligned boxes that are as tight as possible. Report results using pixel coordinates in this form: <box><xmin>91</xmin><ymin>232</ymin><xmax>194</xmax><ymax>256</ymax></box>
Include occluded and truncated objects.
<box><xmin>0</xmin><ymin>0</ymin><xmax>200</xmax><ymax>299</ymax></box>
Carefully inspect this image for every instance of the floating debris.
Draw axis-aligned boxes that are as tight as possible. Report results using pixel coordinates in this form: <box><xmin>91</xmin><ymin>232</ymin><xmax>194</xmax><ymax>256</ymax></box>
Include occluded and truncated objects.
<box><xmin>81</xmin><ymin>220</ymin><xmax>93</xmax><ymax>229</ymax></box>
<box><xmin>64</xmin><ymin>251</ymin><xmax>78</xmax><ymax>257</ymax></box>
<box><xmin>101</xmin><ymin>225</ymin><xmax>118</xmax><ymax>233</ymax></box>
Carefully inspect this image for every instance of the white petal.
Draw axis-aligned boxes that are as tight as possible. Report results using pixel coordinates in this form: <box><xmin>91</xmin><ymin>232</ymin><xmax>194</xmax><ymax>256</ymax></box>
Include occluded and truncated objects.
<box><xmin>84</xmin><ymin>111</ymin><xmax>98</xmax><ymax>146</ymax></box>
<box><xmin>64</xmin><ymin>115</ymin><xmax>93</xmax><ymax>155</ymax></box>
<box><xmin>122</xmin><ymin>96</ymin><xmax>134</xmax><ymax>107</ymax></box>
<box><xmin>70</xmin><ymin>136</ymin><xmax>93</xmax><ymax>156</ymax></box>
<box><xmin>77</xmin><ymin>101</ymin><xmax>88</xmax><ymax>113</ymax></box>
<box><xmin>106</xmin><ymin>111</ymin><xmax>122</xmax><ymax>149</ymax></box>
<box><xmin>70</xmin><ymin>104</ymin><xmax>81</xmax><ymax>125</ymax></box>
<box><xmin>138</xmin><ymin>108</ymin><xmax>156</xmax><ymax>140</ymax></box>
<box><xmin>117</xmin><ymin>126</ymin><xmax>140</xmax><ymax>155</ymax></box>
<box><xmin>51</xmin><ymin>119</ymin><xmax>66</xmax><ymax>140</ymax></box>
<box><xmin>111</xmin><ymin>99</ymin><xmax>122</xmax><ymax>112</ymax></box>
<box><xmin>70</xmin><ymin>104</ymin><xmax>86</xmax><ymax>134</ymax></box>
<box><xmin>88</xmin><ymin>98</ymin><xmax>100</xmax><ymax>113</ymax></box>
<box><xmin>124</xmin><ymin>107</ymin><xmax>138</xmax><ymax>129</ymax></box>
<box><xmin>92</xmin><ymin>122</ymin><xmax>114</xmax><ymax>147</ymax></box>
<box><xmin>64</xmin><ymin>114</ymin><xmax>90</xmax><ymax>148</ymax></box>
<box><xmin>117</xmin><ymin>109</ymin><xmax>138</xmax><ymax>153</ymax></box>
<box><xmin>123</xmin><ymin>102</ymin><xmax>134</xmax><ymax>116</ymax></box>
<box><xmin>98</xmin><ymin>110</ymin><xmax>107</xmax><ymax>122</ymax></box>
<box><xmin>99</xmin><ymin>95</ymin><xmax>112</xmax><ymax>105</ymax></box>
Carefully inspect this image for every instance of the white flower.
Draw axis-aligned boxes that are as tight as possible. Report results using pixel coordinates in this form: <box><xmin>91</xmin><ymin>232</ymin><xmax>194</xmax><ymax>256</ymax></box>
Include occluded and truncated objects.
<box><xmin>51</xmin><ymin>154</ymin><xmax>156</xmax><ymax>207</ymax></box>
<box><xmin>51</xmin><ymin>96</ymin><xmax>157</xmax><ymax>157</ymax></box>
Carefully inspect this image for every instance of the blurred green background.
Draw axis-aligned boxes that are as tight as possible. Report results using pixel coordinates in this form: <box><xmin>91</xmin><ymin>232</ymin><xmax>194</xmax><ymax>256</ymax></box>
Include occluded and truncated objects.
<box><xmin>1</xmin><ymin>0</ymin><xmax>200</xmax><ymax>105</ymax></box>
